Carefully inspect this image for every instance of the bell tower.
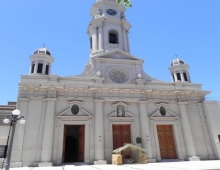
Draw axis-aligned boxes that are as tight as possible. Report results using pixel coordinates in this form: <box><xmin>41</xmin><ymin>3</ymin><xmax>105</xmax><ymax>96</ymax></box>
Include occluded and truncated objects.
<box><xmin>88</xmin><ymin>0</ymin><xmax>131</xmax><ymax>57</ymax></box>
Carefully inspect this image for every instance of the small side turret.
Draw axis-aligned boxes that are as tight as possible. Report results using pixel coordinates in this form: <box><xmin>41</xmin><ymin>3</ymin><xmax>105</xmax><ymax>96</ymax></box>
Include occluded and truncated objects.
<box><xmin>169</xmin><ymin>58</ymin><xmax>191</xmax><ymax>83</ymax></box>
<box><xmin>29</xmin><ymin>47</ymin><xmax>54</xmax><ymax>75</ymax></box>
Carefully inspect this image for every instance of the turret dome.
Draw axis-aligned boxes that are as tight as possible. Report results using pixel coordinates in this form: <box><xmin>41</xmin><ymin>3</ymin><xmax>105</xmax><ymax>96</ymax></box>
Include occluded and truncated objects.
<box><xmin>34</xmin><ymin>48</ymin><xmax>51</xmax><ymax>56</ymax></box>
<box><xmin>170</xmin><ymin>58</ymin><xmax>185</xmax><ymax>66</ymax></box>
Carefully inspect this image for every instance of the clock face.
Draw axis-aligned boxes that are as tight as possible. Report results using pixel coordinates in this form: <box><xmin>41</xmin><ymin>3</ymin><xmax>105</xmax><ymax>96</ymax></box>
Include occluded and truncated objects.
<box><xmin>106</xmin><ymin>9</ymin><xmax>117</xmax><ymax>16</ymax></box>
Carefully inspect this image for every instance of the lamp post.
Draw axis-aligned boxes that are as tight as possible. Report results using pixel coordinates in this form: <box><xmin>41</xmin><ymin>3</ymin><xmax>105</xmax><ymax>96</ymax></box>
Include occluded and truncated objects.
<box><xmin>3</xmin><ymin>109</ymin><xmax>26</xmax><ymax>170</ymax></box>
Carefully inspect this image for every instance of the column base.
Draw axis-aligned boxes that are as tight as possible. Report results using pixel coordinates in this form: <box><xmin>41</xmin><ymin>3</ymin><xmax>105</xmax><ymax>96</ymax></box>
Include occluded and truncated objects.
<box><xmin>208</xmin><ymin>155</ymin><xmax>217</xmax><ymax>160</ymax></box>
<box><xmin>147</xmin><ymin>158</ymin><xmax>156</xmax><ymax>163</ymax></box>
<box><xmin>94</xmin><ymin>160</ymin><xmax>107</xmax><ymax>165</ymax></box>
<box><xmin>188</xmin><ymin>156</ymin><xmax>200</xmax><ymax>161</ymax></box>
<box><xmin>38</xmin><ymin>162</ymin><xmax>53</xmax><ymax>167</ymax></box>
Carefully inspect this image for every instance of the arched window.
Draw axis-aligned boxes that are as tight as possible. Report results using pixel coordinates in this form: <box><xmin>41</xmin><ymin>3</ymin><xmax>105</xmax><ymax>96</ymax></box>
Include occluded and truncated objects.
<box><xmin>109</xmin><ymin>30</ymin><xmax>118</xmax><ymax>44</ymax></box>
<box><xmin>37</xmin><ymin>61</ymin><xmax>43</xmax><ymax>73</ymax></box>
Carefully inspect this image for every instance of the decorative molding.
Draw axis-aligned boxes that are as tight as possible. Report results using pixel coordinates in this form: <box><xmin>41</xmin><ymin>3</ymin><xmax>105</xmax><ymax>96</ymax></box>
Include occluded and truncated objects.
<box><xmin>112</xmin><ymin>101</ymin><xmax>130</xmax><ymax>107</ymax></box>
<box><xmin>156</xmin><ymin>102</ymin><xmax>168</xmax><ymax>106</ymax></box>
<box><xmin>68</xmin><ymin>100</ymin><xmax>83</xmax><ymax>105</ymax></box>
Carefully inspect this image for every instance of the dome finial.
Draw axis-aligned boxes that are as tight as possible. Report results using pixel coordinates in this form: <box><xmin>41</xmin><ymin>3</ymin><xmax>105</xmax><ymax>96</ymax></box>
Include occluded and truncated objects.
<box><xmin>43</xmin><ymin>43</ymin><xmax>46</xmax><ymax>48</ymax></box>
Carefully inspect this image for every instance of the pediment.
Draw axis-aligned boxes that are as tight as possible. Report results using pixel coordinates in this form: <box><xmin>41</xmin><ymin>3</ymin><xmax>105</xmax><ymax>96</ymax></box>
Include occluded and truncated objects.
<box><xmin>95</xmin><ymin>50</ymin><xmax>142</xmax><ymax>61</ymax></box>
<box><xmin>108</xmin><ymin>111</ymin><xmax>134</xmax><ymax>120</ymax></box>
<box><xmin>150</xmin><ymin>109</ymin><xmax>178</xmax><ymax>120</ymax></box>
<box><xmin>112</xmin><ymin>101</ymin><xmax>130</xmax><ymax>107</ymax></box>
<box><xmin>58</xmin><ymin>104</ymin><xmax>92</xmax><ymax>119</ymax></box>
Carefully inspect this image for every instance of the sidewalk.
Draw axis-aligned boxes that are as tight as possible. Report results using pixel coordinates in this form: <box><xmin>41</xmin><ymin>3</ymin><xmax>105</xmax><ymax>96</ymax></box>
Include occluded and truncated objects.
<box><xmin>10</xmin><ymin>160</ymin><xmax>220</xmax><ymax>170</ymax></box>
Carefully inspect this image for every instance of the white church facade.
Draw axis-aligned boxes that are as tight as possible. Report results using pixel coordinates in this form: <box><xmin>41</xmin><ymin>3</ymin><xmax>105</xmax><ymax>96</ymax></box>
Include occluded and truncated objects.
<box><xmin>1</xmin><ymin>0</ymin><xmax>220</xmax><ymax>167</ymax></box>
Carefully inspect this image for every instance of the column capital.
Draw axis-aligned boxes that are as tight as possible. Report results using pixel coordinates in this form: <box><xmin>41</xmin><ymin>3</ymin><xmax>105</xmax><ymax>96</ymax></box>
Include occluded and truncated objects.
<box><xmin>46</xmin><ymin>98</ymin><xmax>57</xmax><ymax>101</ymax></box>
<box><xmin>95</xmin><ymin>99</ymin><xmax>104</xmax><ymax>103</ymax></box>
<box><xmin>138</xmin><ymin>100</ymin><xmax>148</xmax><ymax>104</ymax></box>
<box><xmin>178</xmin><ymin>101</ymin><xmax>188</xmax><ymax>105</ymax></box>
<box><xmin>19</xmin><ymin>98</ymin><xmax>30</xmax><ymax>101</ymax></box>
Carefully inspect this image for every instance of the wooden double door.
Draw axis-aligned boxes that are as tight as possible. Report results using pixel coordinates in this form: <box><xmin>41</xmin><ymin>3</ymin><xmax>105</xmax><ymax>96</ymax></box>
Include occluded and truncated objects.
<box><xmin>157</xmin><ymin>125</ymin><xmax>177</xmax><ymax>159</ymax></box>
<box><xmin>63</xmin><ymin>125</ymin><xmax>84</xmax><ymax>163</ymax></box>
<box><xmin>113</xmin><ymin>125</ymin><xmax>131</xmax><ymax>160</ymax></box>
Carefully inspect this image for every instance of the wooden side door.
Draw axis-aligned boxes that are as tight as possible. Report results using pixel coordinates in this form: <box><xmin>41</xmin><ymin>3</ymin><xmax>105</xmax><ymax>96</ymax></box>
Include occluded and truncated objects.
<box><xmin>78</xmin><ymin>125</ymin><xmax>85</xmax><ymax>162</ymax></box>
<box><xmin>113</xmin><ymin>125</ymin><xmax>131</xmax><ymax>160</ymax></box>
<box><xmin>157</xmin><ymin>125</ymin><xmax>177</xmax><ymax>159</ymax></box>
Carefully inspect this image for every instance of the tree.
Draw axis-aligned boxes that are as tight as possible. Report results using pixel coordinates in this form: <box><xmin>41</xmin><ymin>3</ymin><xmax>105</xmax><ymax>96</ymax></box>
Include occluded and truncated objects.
<box><xmin>117</xmin><ymin>0</ymin><xmax>132</xmax><ymax>7</ymax></box>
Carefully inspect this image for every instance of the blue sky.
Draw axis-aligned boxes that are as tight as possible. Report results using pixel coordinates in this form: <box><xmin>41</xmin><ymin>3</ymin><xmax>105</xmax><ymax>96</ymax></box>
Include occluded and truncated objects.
<box><xmin>0</xmin><ymin>0</ymin><xmax>220</xmax><ymax>104</ymax></box>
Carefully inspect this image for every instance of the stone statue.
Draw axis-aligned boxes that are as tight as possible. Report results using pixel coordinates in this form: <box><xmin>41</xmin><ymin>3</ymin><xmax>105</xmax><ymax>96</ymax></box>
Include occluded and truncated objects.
<box><xmin>121</xmin><ymin>12</ymin><xmax>126</xmax><ymax>20</ymax></box>
<box><xmin>117</xmin><ymin>105</ymin><xmax>125</xmax><ymax>117</ymax></box>
<box><xmin>94</xmin><ymin>9</ymin><xmax>102</xmax><ymax>19</ymax></box>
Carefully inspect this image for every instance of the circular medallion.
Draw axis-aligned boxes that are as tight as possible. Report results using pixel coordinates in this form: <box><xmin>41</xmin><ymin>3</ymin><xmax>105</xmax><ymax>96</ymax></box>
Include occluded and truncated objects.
<box><xmin>71</xmin><ymin>105</ymin><xmax>79</xmax><ymax>115</ymax></box>
<box><xmin>106</xmin><ymin>9</ymin><xmax>117</xmax><ymax>16</ymax></box>
<box><xmin>108</xmin><ymin>68</ymin><xmax>130</xmax><ymax>83</ymax></box>
<box><xmin>160</xmin><ymin>106</ymin><xmax>166</xmax><ymax>116</ymax></box>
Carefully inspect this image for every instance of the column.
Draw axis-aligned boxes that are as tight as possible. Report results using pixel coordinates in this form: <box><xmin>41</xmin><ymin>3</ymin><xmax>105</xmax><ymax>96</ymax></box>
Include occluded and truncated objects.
<box><xmin>180</xmin><ymin>71</ymin><xmax>184</xmax><ymax>82</ymax></box>
<box><xmin>126</xmin><ymin>30</ymin><xmax>130</xmax><ymax>52</ymax></box>
<box><xmin>94</xmin><ymin>99</ymin><xmax>106</xmax><ymax>164</ymax></box>
<box><xmin>174</xmin><ymin>73</ymin><xmax>178</xmax><ymax>82</ymax></box>
<box><xmin>42</xmin><ymin>62</ymin><xmax>46</xmax><ymax>74</ymax></box>
<box><xmin>178</xmin><ymin>102</ymin><xmax>200</xmax><ymax>161</ymax></box>
<box><xmin>122</xmin><ymin>28</ymin><xmax>128</xmax><ymax>51</ymax></box>
<box><xmin>138</xmin><ymin>101</ymin><xmax>155</xmax><ymax>162</ymax></box>
<box><xmin>98</xmin><ymin>26</ymin><xmax>103</xmax><ymax>50</ymax></box>
<box><xmin>187</xmin><ymin>72</ymin><xmax>191</xmax><ymax>82</ymax></box>
<box><xmin>49</xmin><ymin>65</ymin><xmax>51</xmax><ymax>75</ymax></box>
<box><xmin>34</xmin><ymin>61</ymin><xmax>38</xmax><ymax>74</ymax></box>
<box><xmin>39</xmin><ymin>98</ymin><xmax>57</xmax><ymax>166</ymax></box>
<box><xmin>92</xmin><ymin>27</ymin><xmax>97</xmax><ymax>52</ymax></box>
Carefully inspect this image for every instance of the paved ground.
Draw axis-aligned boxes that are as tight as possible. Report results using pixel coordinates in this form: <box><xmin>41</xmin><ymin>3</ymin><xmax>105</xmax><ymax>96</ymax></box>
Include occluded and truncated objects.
<box><xmin>9</xmin><ymin>161</ymin><xmax>220</xmax><ymax>170</ymax></box>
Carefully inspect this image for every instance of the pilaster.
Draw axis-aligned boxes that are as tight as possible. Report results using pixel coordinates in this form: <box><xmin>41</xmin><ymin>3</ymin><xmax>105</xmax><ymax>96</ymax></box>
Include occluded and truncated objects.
<box><xmin>11</xmin><ymin>98</ymin><xmax>30</xmax><ymax>165</ymax></box>
<box><xmin>138</xmin><ymin>100</ymin><xmax>156</xmax><ymax>162</ymax></box>
<box><xmin>94</xmin><ymin>99</ymin><xmax>107</xmax><ymax>164</ymax></box>
<box><xmin>197</xmin><ymin>103</ymin><xmax>216</xmax><ymax>160</ymax></box>
<box><xmin>178</xmin><ymin>102</ymin><xmax>200</xmax><ymax>161</ymax></box>
<box><xmin>39</xmin><ymin>98</ymin><xmax>57</xmax><ymax>167</ymax></box>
